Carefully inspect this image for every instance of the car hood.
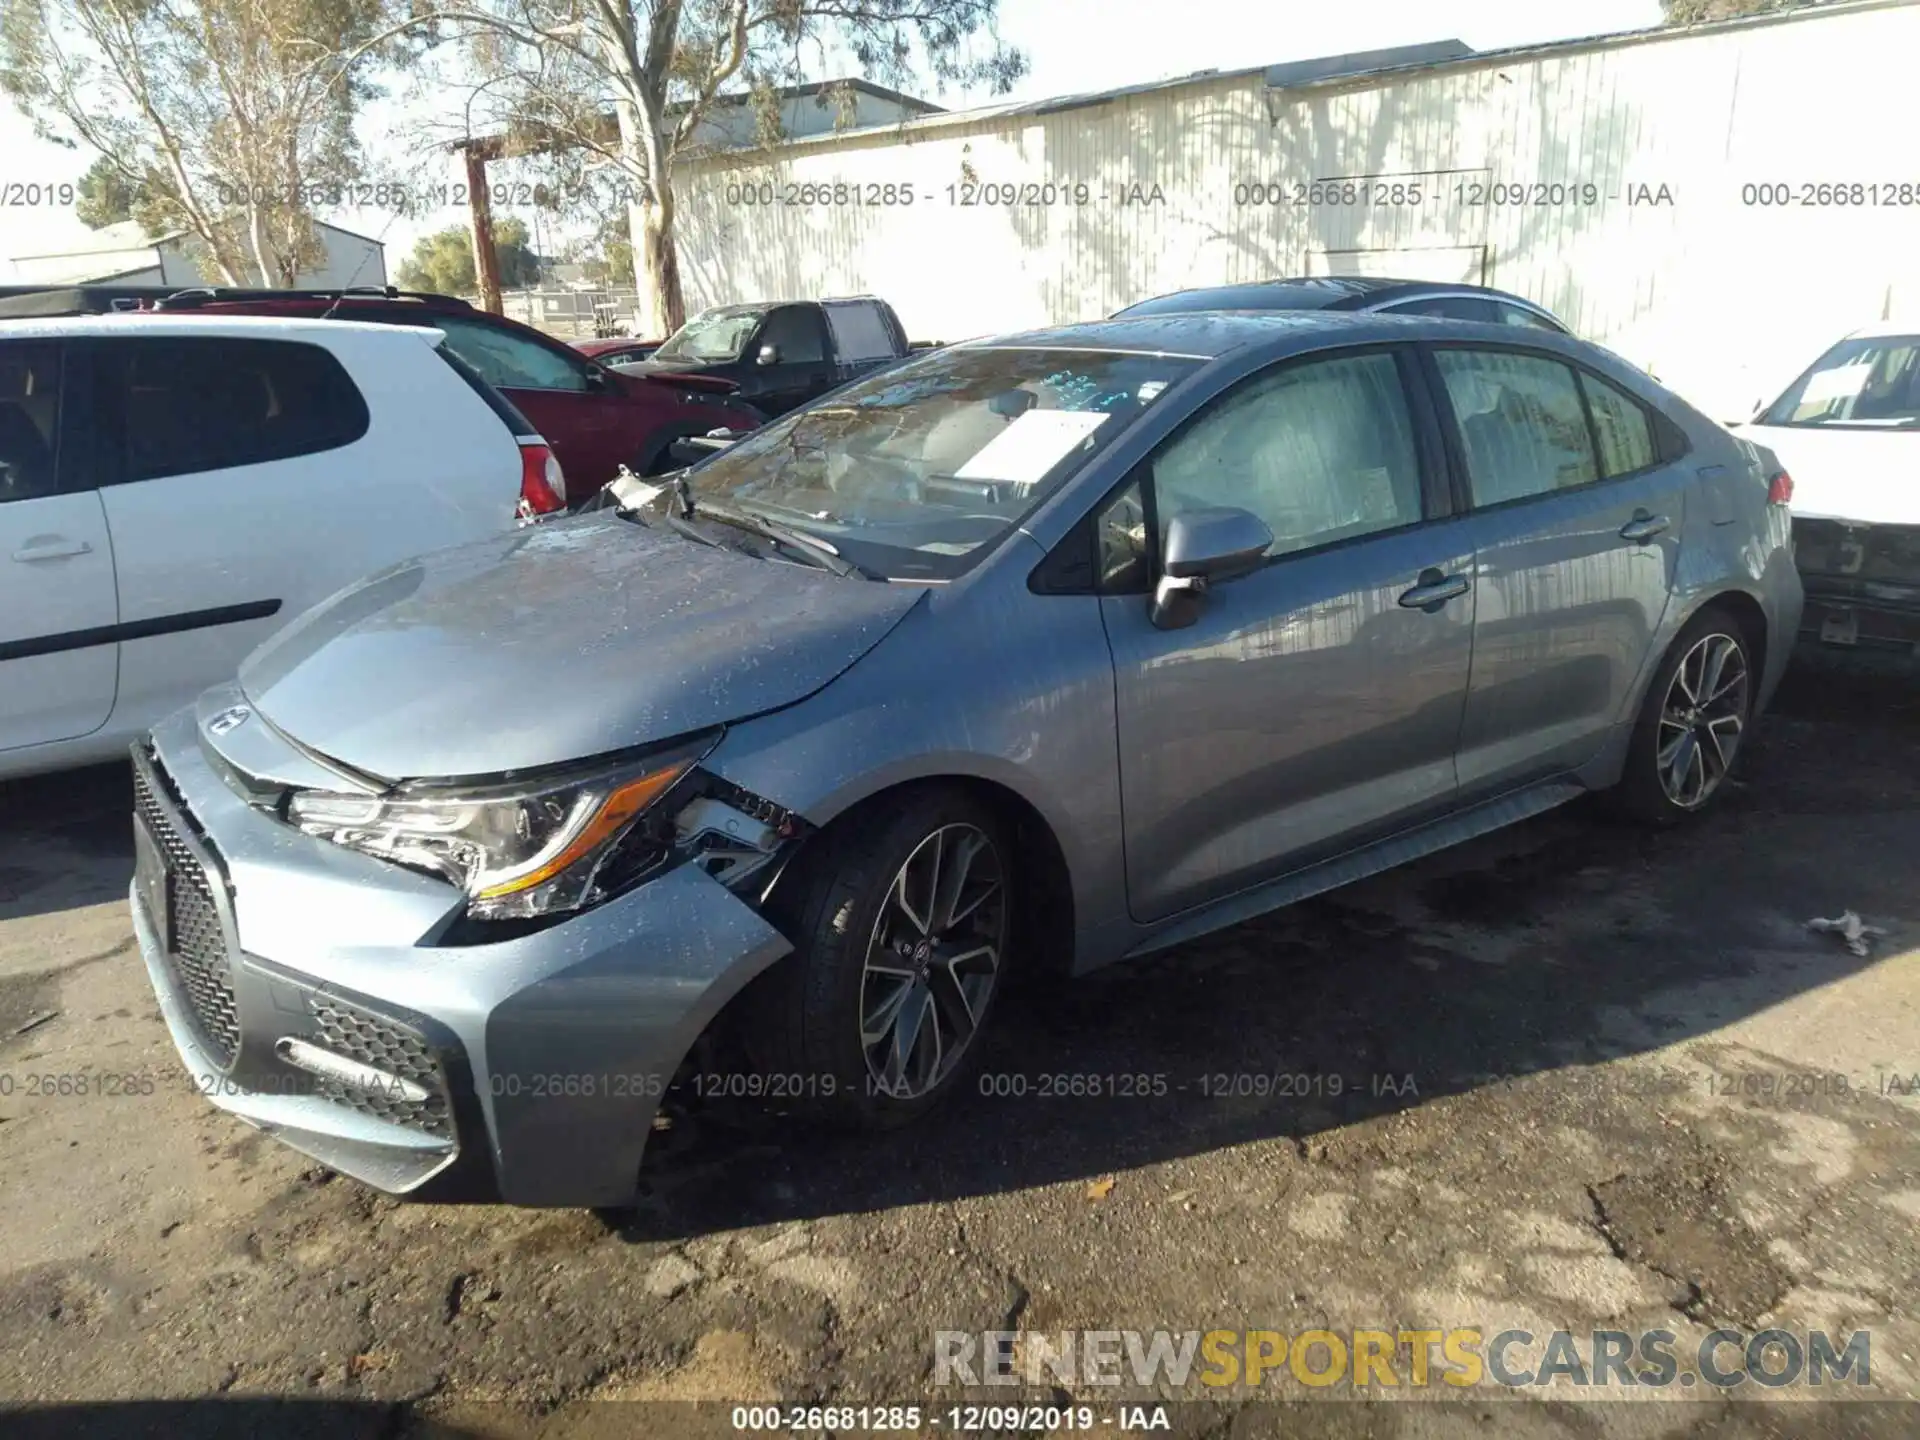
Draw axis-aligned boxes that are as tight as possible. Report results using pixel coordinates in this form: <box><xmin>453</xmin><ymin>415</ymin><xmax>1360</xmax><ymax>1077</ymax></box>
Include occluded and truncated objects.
<box><xmin>1744</xmin><ymin>423</ymin><xmax>1920</xmax><ymax>525</ymax></box>
<box><xmin>621</xmin><ymin>355</ymin><xmax>710</xmax><ymax>375</ymax></box>
<box><xmin>237</xmin><ymin>514</ymin><xmax>925</xmax><ymax>782</ymax></box>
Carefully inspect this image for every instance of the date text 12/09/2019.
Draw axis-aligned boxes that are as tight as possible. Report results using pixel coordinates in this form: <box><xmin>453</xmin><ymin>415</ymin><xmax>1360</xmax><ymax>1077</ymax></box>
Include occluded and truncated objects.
<box><xmin>719</xmin><ymin>181</ymin><xmax>1168</xmax><ymax>208</ymax></box>
<box><xmin>0</xmin><ymin>181</ymin><xmax>78</xmax><ymax>207</ymax></box>
<box><xmin>207</xmin><ymin>180</ymin><xmax>607</xmax><ymax>211</ymax></box>
<box><xmin>728</xmin><ymin>1404</ymin><xmax>1169</xmax><ymax>1431</ymax></box>
<box><xmin>714</xmin><ymin>178</ymin><xmax>1681</xmax><ymax>209</ymax></box>
<box><xmin>1231</xmin><ymin>179</ymin><xmax>1675</xmax><ymax>208</ymax></box>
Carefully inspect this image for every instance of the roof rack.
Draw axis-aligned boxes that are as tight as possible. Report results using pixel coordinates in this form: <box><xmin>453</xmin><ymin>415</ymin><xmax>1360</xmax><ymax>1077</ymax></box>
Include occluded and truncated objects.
<box><xmin>0</xmin><ymin>283</ymin><xmax>473</xmax><ymax>321</ymax></box>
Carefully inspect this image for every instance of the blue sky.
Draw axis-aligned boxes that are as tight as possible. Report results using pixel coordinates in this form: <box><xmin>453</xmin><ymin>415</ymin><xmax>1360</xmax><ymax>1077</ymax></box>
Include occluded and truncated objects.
<box><xmin>0</xmin><ymin>0</ymin><xmax>1663</xmax><ymax>277</ymax></box>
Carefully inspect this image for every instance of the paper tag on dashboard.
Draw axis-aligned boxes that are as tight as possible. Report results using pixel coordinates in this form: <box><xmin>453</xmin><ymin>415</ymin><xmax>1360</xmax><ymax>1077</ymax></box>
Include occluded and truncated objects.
<box><xmin>954</xmin><ymin>410</ymin><xmax>1111</xmax><ymax>490</ymax></box>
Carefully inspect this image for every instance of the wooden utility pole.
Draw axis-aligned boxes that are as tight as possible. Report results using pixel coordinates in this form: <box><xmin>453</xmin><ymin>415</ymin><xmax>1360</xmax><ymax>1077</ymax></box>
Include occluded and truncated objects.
<box><xmin>462</xmin><ymin>140</ymin><xmax>504</xmax><ymax>315</ymax></box>
<box><xmin>454</xmin><ymin>118</ymin><xmax>630</xmax><ymax>318</ymax></box>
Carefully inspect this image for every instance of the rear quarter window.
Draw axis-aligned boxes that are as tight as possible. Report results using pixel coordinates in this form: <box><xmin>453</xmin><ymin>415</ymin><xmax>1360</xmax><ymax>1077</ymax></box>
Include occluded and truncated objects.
<box><xmin>1495</xmin><ymin>303</ymin><xmax>1567</xmax><ymax>333</ymax></box>
<box><xmin>97</xmin><ymin>336</ymin><xmax>370</xmax><ymax>484</ymax></box>
<box><xmin>1577</xmin><ymin>371</ymin><xmax>1658</xmax><ymax>477</ymax></box>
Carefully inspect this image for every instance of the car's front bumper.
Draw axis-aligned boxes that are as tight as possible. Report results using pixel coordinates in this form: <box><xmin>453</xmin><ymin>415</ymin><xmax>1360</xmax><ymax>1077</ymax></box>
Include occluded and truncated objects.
<box><xmin>130</xmin><ymin>706</ymin><xmax>793</xmax><ymax>1208</ymax></box>
<box><xmin>1794</xmin><ymin>517</ymin><xmax>1920</xmax><ymax>656</ymax></box>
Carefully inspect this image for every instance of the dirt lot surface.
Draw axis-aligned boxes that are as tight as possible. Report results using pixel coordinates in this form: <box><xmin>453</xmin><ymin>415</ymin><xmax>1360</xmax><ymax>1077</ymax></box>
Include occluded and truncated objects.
<box><xmin>2</xmin><ymin>656</ymin><xmax>1917</xmax><ymax>1439</ymax></box>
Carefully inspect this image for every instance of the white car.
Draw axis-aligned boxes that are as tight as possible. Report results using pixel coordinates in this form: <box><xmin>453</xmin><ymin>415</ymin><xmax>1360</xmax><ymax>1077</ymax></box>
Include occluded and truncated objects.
<box><xmin>1736</xmin><ymin>323</ymin><xmax>1920</xmax><ymax>655</ymax></box>
<box><xmin>0</xmin><ymin>313</ymin><xmax>566</xmax><ymax>780</ymax></box>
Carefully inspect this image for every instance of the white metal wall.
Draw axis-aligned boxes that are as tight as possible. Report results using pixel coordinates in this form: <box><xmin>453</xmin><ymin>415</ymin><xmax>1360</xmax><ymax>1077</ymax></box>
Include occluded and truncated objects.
<box><xmin>674</xmin><ymin>1</ymin><xmax>1920</xmax><ymax>421</ymax></box>
<box><xmin>297</xmin><ymin>227</ymin><xmax>388</xmax><ymax>289</ymax></box>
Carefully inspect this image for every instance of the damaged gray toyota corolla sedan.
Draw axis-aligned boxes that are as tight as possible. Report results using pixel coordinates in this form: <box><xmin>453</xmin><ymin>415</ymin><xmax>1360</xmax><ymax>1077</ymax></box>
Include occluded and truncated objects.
<box><xmin>130</xmin><ymin>311</ymin><xmax>1803</xmax><ymax>1206</ymax></box>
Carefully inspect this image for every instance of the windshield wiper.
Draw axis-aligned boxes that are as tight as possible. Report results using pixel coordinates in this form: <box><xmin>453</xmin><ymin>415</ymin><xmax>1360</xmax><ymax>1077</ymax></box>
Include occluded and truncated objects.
<box><xmin>664</xmin><ymin>512</ymin><xmax>721</xmax><ymax>548</ymax></box>
<box><xmin>692</xmin><ymin>500</ymin><xmax>875</xmax><ymax>579</ymax></box>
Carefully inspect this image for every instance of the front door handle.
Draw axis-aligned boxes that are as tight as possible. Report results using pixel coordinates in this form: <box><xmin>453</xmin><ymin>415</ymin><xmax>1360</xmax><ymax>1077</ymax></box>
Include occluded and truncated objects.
<box><xmin>1398</xmin><ymin>568</ymin><xmax>1471</xmax><ymax>611</ymax></box>
<box><xmin>12</xmin><ymin>536</ymin><xmax>92</xmax><ymax>561</ymax></box>
<box><xmin>1619</xmin><ymin>510</ymin><xmax>1671</xmax><ymax>543</ymax></box>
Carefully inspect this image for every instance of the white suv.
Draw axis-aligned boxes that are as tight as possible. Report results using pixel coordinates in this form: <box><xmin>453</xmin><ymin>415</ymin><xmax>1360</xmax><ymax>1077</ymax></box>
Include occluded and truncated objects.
<box><xmin>0</xmin><ymin>314</ymin><xmax>564</xmax><ymax>780</ymax></box>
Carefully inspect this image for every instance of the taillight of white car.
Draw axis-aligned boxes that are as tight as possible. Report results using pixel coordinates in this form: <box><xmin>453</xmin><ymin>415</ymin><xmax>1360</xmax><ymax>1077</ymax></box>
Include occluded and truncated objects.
<box><xmin>516</xmin><ymin>441</ymin><xmax>568</xmax><ymax>522</ymax></box>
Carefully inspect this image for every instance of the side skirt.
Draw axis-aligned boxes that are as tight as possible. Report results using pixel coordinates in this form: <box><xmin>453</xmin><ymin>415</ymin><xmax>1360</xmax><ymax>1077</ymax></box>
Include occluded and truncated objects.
<box><xmin>1122</xmin><ymin>779</ymin><xmax>1586</xmax><ymax>961</ymax></box>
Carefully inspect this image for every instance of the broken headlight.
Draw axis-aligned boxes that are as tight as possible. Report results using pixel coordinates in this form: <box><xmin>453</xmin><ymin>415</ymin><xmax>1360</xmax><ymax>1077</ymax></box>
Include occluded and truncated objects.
<box><xmin>287</xmin><ymin>744</ymin><xmax>707</xmax><ymax>920</ymax></box>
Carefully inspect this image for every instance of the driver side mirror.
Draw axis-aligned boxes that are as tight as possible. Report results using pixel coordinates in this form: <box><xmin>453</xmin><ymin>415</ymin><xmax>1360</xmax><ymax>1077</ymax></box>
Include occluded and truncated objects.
<box><xmin>583</xmin><ymin>363</ymin><xmax>611</xmax><ymax>389</ymax></box>
<box><xmin>756</xmin><ymin>343</ymin><xmax>780</xmax><ymax>367</ymax></box>
<box><xmin>1150</xmin><ymin>506</ymin><xmax>1274</xmax><ymax>631</ymax></box>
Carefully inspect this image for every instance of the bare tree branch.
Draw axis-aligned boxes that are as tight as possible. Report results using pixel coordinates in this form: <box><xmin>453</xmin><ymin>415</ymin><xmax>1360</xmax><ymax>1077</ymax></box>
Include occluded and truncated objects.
<box><xmin>394</xmin><ymin>0</ymin><xmax>1023</xmax><ymax>331</ymax></box>
<box><xmin>1</xmin><ymin>0</ymin><xmax>401</xmax><ymax>286</ymax></box>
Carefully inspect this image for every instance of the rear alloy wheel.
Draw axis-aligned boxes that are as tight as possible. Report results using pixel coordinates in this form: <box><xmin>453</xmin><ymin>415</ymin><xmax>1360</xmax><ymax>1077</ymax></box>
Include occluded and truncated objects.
<box><xmin>744</xmin><ymin>789</ymin><xmax>1013</xmax><ymax>1128</ymax></box>
<box><xmin>1655</xmin><ymin>631</ymin><xmax>1749</xmax><ymax>809</ymax></box>
<box><xmin>1615</xmin><ymin>610</ymin><xmax>1754</xmax><ymax>823</ymax></box>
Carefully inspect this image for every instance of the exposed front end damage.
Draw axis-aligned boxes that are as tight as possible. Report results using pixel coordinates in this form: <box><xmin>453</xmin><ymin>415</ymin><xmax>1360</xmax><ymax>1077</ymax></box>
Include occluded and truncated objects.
<box><xmin>129</xmin><ymin>699</ymin><xmax>815</xmax><ymax>1208</ymax></box>
<box><xmin>1794</xmin><ymin>517</ymin><xmax>1920</xmax><ymax>655</ymax></box>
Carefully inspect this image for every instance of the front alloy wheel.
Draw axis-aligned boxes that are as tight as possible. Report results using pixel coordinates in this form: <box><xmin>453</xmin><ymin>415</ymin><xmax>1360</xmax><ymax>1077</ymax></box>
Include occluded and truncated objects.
<box><xmin>860</xmin><ymin>824</ymin><xmax>1006</xmax><ymax>1099</ymax></box>
<box><xmin>1656</xmin><ymin>631</ymin><xmax>1749</xmax><ymax>809</ymax></box>
<box><xmin>743</xmin><ymin>788</ymin><xmax>1016</xmax><ymax>1130</ymax></box>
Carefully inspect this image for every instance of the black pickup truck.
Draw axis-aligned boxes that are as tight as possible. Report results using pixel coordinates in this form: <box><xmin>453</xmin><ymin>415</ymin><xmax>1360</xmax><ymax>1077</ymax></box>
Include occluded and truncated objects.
<box><xmin>613</xmin><ymin>295</ymin><xmax>926</xmax><ymax>417</ymax></box>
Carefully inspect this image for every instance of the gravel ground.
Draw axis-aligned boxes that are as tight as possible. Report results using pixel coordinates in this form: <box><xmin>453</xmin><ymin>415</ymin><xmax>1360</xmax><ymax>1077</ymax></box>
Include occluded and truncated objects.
<box><xmin>1</xmin><ymin>653</ymin><xmax>1917</xmax><ymax>1439</ymax></box>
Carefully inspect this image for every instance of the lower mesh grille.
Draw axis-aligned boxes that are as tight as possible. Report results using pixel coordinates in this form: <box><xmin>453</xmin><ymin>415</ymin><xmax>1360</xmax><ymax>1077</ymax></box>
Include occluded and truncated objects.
<box><xmin>305</xmin><ymin>993</ymin><xmax>453</xmax><ymax>1137</ymax></box>
<box><xmin>133</xmin><ymin>756</ymin><xmax>241</xmax><ymax>1068</ymax></box>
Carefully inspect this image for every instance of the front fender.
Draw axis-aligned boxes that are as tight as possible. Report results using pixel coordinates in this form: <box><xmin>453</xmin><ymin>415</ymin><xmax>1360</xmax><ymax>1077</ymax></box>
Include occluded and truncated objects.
<box><xmin>699</xmin><ymin>572</ymin><xmax>1129</xmax><ymax>972</ymax></box>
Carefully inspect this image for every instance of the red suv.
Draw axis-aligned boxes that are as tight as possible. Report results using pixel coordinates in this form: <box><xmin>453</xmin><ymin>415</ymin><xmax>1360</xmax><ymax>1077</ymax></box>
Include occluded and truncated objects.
<box><xmin>0</xmin><ymin>286</ymin><xmax>764</xmax><ymax>505</ymax></box>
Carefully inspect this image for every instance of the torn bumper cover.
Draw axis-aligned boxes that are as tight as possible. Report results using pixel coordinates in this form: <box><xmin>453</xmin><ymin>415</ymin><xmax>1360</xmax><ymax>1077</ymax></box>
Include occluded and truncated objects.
<box><xmin>1794</xmin><ymin>518</ymin><xmax>1920</xmax><ymax>653</ymax></box>
<box><xmin>129</xmin><ymin>705</ymin><xmax>793</xmax><ymax>1208</ymax></box>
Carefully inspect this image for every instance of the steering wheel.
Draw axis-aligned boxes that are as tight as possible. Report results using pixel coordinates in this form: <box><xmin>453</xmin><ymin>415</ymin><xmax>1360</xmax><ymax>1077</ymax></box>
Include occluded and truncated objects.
<box><xmin>829</xmin><ymin>452</ymin><xmax>921</xmax><ymax>500</ymax></box>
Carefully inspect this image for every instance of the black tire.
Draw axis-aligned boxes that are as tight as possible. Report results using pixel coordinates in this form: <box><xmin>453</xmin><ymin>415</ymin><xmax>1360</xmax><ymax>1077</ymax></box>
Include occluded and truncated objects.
<box><xmin>1612</xmin><ymin>605</ymin><xmax>1756</xmax><ymax>825</ymax></box>
<box><xmin>743</xmin><ymin>787</ymin><xmax>1014</xmax><ymax>1130</ymax></box>
<box><xmin>638</xmin><ymin>440</ymin><xmax>685</xmax><ymax>478</ymax></box>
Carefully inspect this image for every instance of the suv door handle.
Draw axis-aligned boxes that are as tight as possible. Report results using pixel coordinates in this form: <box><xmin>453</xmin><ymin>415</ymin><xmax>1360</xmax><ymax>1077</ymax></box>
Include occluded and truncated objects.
<box><xmin>1619</xmin><ymin>511</ymin><xmax>1671</xmax><ymax>543</ymax></box>
<box><xmin>1398</xmin><ymin>568</ymin><xmax>1471</xmax><ymax>611</ymax></box>
<box><xmin>11</xmin><ymin>536</ymin><xmax>92</xmax><ymax>561</ymax></box>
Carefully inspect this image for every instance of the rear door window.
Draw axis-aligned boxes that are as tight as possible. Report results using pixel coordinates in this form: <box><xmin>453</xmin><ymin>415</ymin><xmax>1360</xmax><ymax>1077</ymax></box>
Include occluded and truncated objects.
<box><xmin>0</xmin><ymin>342</ymin><xmax>61</xmax><ymax>502</ymax></box>
<box><xmin>1433</xmin><ymin>349</ymin><xmax>1599</xmax><ymax>506</ymax></box>
<box><xmin>99</xmin><ymin>336</ymin><xmax>370</xmax><ymax>484</ymax></box>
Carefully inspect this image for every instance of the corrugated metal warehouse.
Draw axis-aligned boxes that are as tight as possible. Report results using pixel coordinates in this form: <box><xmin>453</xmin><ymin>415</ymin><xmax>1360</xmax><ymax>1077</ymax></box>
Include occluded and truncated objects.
<box><xmin>673</xmin><ymin>0</ymin><xmax>1920</xmax><ymax>422</ymax></box>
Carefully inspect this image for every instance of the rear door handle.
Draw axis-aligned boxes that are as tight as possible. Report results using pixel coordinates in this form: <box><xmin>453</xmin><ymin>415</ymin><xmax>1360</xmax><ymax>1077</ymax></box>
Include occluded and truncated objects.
<box><xmin>11</xmin><ymin>536</ymin><xmax>93</xmax><ymax>561</ymax></box>
<box><xmin>1398</xmin><ymin>569</ymin><xmax>1471</xmax><ymax>611</ymax></box>
<box><xmin>1619</xmin><ymin>511</ymin><xmax>1670</xmax><ymax>543</ymax></box>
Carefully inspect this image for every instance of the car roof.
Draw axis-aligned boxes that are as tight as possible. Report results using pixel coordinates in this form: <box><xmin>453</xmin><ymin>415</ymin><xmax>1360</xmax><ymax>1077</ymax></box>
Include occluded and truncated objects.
<box><xmin>971</xmin><ymin>308</ymin><xmax>1444</xmax><ymax>359</ymax></box>
<box><xmin>1846</xmin><ymin>320</ymin><xmax>1920</xmax><ymax>339</ymax></box>
<box><xmin>0</xmin><ymin>284</ymin><xmax>473</xmax><ymax>322</ymax></box>
<box><xmin>0</xmin><ymin>312</ymin><xmax>447</xmax><ymax>343</ymax></box>
<box><xmin>1119</xmin><ymin>277</ymin><xmax>1396</xmax><ymax>314</ymax></box>
<box><xmin>1117</xmin><ymin>276</ymin><xmax>1546</xmax><ymax>317</ymax></box>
